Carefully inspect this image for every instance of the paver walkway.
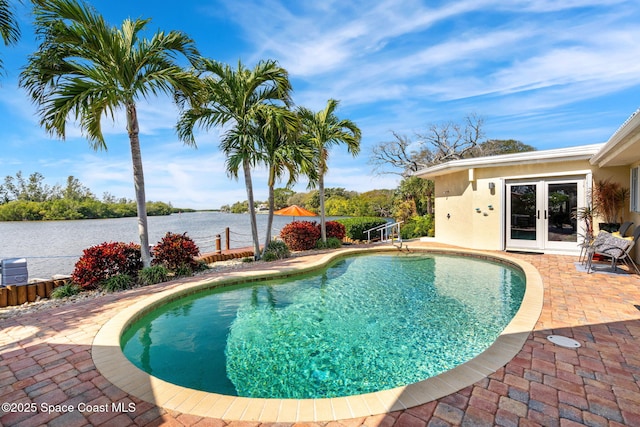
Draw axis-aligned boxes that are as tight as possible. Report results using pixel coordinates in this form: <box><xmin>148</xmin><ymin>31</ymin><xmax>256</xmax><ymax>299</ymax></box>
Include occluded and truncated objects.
<box><xmin>1</xmin><ymin>244</ymin><xmax>639</xmax><ymax>426</ymax></box>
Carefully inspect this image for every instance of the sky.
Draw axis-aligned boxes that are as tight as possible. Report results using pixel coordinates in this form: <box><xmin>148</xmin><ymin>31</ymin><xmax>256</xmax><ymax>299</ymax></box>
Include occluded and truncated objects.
<box><xmin>1</xmin><ymin>0</ymin><xmax>639</xmax><ymax>210</ymax></box>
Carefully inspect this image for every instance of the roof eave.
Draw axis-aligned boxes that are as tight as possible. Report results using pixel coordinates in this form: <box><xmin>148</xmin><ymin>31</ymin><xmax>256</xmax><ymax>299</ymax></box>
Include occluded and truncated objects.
<box><xmin>590</xmin><ymin>108</ymin><xmax>640</xmax><ymax>167</ymax></box>
<box><xmin>414</xmin><ymin>144</ymin><xmax>603</xmax><ymax>180</ymax></box>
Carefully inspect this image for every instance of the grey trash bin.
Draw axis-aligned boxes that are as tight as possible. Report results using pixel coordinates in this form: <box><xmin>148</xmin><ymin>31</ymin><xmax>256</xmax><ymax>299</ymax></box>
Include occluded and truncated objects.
<box><xmin>1</xmin><ymin>258</ymin><xmax>28</xmax><ymax>287</ymax></box>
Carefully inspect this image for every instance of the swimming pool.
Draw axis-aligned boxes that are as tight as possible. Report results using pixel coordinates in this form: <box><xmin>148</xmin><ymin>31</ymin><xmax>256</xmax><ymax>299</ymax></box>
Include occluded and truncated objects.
<box><xmin>120</xmin><ymin>252</ymin><xmax>525</xmax><ymax>399</ymax></box>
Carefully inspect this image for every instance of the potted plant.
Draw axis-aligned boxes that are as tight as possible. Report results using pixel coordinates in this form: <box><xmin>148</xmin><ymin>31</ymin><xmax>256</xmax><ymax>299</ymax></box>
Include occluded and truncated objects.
<box><xmin>593</xmin><ymin>178</ymin><xmax>629</xmax><ymax>232</ymax></box>
<box><xmin>572</xmin><ymin>204</ymin><xmax>594</xmax><ymax>239</ymax></box>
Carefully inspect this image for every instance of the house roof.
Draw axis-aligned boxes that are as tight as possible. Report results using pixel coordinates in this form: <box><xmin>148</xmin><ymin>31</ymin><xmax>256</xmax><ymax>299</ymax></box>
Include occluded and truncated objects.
<box><xmin>414</xmin><ymin>144</ymin><xmax>604</xmax><ymax>179</ymax></box>
<box><xmin>590</xmin><ymin>108</ymin><xmax>640</xmax><ymax>167</ymax></box>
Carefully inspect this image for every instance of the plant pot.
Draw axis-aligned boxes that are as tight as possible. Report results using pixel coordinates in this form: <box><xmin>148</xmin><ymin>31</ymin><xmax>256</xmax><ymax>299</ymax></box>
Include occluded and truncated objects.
<box><xmin>599</xmin><ymin>222</ymin><xmax>620</xmax><ymax>233</ymax></box>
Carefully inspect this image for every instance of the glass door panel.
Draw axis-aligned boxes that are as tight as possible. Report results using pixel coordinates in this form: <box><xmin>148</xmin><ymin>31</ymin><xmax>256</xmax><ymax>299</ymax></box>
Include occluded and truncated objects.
<box><xmin>547</xmin><ymin>183</ymin><xmax>578</xmax><ymax>243</ymax></box>
<box><xmin>509</xmin><ymin>184</ymin><xmax>537</xmax><ymax>241</ymax></box>
<box><xmin>506</xmin><ymin>179</ymin><xmax>584</xmax><ymax>252</ymax></box>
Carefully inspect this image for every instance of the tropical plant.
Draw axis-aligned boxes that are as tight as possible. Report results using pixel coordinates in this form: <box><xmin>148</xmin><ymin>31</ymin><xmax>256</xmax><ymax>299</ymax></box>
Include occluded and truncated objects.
<box><xmin>400</xmin><ymin>214</ymin><xmax>435</xmax><ymax>239</ymax></box>
<box><xmin>254</xmin><ymin>105</ymin><xmax>316</xmax><ymax>256</ymax></box>
<box><xmin>572</xmin><ymin>204</ymin><xmax>595</xmax><ymax>244</ymax></box>
<box><xmin>280</xmin><ymin>220</ymin><xmax>321</xmax><ymax>251</ymax></box>
<box><xmin>321</xmin><ymin>220</ymin><xmax>346</xmax><ymax>240</ymax></box>
<box><xmin>138</xmin><ymin>265</ymin><xmax>169</xmax><ymax>286</ymax></box>
<box><xmin>316</xmin><ymin>237</ymin><xmax>342</xmax><ymax>249</ymax></box>
<box><xmin>72</xmin><ymin>241</ymin><xmax>142</xmax><ymax>289</ymax></box>
<box><xmin>593</xmin><ymin>178</ymin><xmax>629</xmax><ymax>227</ymax></box>
<box><xmin>336</xmin><ymin>217</ymin><xmax>388</xmax><ymax>241</ymax></box>
<box><xmin>262</xmin><ymin>240</ymin><xmax>290</xmax><ymax>261</ymax></box>
<box><xmin>50</xmin><ymin>282</ymin><xmax>82</xmax><ymax>299</ymax></box>
<box><xmin>298</xmin><ymin>99</ymin><xmax>361</xmax><ymax>243</ymax></box>
<box><xmin>394</xmin><ymin>176</ymin><xmax>434</xmax><ymax>217</ymax></box>
<box><xmin>152</xmin><ymin>232</ymin><xmax>200</xmax><ymax>271</ymax></box>
<box><xmin>177</xmin><ymin>58</ymin><xmax>292</xmax><ymax>259</ymax></box>
<box><xmin>102</xmin><ymin>273</ymin><xmax>134</xmax><ymax>292</ymax></box>
<box><xmin>20</xmin><ymin>0</ymin><xmax>201</xmax><ymax>267</ymax></box>
<box><xmin>0</xmin><ymin>0</ymin><xmax>20</xmax><ymax>75</ymax></box>
<box><xmin>174</xmin><ymin>263</ymin><xmax>193</xmax><ymax>277</ymax></box>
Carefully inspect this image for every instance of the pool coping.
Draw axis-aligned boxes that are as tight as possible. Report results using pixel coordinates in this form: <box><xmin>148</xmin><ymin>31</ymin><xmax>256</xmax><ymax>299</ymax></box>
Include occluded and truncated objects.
<box><xmin>91</xmin><ymin>244</ymin><xmax>544</xmax><ymax>423</ymax></box>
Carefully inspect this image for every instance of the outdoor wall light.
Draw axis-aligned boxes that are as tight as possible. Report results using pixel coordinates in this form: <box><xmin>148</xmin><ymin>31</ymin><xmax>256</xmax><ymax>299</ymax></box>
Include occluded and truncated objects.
<box><xmin>475</xmin><ymin>208</ymin><xmax>481</xmax><ymax>213</ymax></box>
<box><xmin>488</xmin><ymin>204</ymin><xmax>494</xmax><ymax>210</ymax></box>
<box><xmin>447</xmin><ymin>213</ymin><xmax>451</xmax><ymax>219</ymax></box>
<box><xmin>488</xmin><ymin>182</ymin><xmax>496</xmax><ymax>190</ymax></box>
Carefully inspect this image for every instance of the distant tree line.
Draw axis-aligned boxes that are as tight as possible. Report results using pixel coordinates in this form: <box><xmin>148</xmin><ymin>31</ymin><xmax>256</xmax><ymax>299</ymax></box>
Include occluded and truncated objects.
<box><xmin>220</xmin><ymin>180</ymin><xmax>432</xmax><ymax>223</ymax></box>
<box><xmin>0</xmin><ymin>171</ymin><xmax>183</xmax><ymax>221</ymax></box>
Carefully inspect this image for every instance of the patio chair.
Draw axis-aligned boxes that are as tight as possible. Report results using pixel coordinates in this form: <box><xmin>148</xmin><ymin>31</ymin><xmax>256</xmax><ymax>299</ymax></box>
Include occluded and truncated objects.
<box><xmin>585</xmin><ymin>227</ymin><xmax>640</xmax><ymax>274</ymax></box>
<box><xmin>616</xmin><ymin>221</ymin><xmax>634</xmax><ymax>237</ymax></box>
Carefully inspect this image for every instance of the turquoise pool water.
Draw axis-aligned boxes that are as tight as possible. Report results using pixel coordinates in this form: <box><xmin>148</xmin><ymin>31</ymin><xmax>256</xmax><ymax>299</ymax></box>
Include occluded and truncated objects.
<box><xmin>121</xmin><ymin>253</ymin><xmax>525</xmax><ymax>399</ymax></box>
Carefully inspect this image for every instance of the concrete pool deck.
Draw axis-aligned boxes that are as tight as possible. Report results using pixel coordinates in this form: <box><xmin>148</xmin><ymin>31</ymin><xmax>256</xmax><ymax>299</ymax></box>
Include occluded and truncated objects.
<box><xmin>1</xmin><ymin>242</ymin><xmax>640</xmax><ymax>426</ymax></box>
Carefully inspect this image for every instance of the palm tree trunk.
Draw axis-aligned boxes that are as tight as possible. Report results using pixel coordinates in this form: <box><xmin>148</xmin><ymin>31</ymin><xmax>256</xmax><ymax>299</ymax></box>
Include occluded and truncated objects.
<box><xmin>127</xmin><ymin>103</ymin><xmax>152</xmax><ymax>268</ymax></box>
<box><xmin>243</xmin><ymin>159</ymin><xmax>261</xmax><ymax>259</ymax></box>
<box><xmin>262</xmin><ymin>168</ymin><xmax>276</xmax><ymax>257</ymax></box>
<box><xmin>319</xmin><ymin>170</ymin><xmax>327</xmax><ymax>243</ymax></box>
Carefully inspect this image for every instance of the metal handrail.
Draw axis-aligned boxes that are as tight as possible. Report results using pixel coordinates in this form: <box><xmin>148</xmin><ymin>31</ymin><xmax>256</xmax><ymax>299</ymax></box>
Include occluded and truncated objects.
<box><xmin>364</xmin><ymin>221</ymin><xmax>403</xmax><ymax>244</ymax></box>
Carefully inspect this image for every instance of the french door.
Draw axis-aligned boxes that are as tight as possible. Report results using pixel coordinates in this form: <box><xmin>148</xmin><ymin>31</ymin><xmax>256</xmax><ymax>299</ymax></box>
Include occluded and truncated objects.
<box><xmin>506</xmin><ymin>179</ymin><xmax>583</xmax><ymax>252</ymax></box>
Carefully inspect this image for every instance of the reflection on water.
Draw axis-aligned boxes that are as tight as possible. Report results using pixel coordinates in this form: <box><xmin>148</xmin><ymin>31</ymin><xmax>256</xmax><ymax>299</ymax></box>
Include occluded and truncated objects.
<box><xmin>0</xmin><ymin>212</ymin><xmax>302</xmax><ymax>278</ymax></box>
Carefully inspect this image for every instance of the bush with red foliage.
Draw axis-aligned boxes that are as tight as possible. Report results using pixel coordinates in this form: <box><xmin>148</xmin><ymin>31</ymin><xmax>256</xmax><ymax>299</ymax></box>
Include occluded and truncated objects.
<box><xmin>280</xmin><ymin>221</ymin><xmax>321</xmax><ymax>251</ymax></box>
<box><xmin>321</xmin><ymin>221</ymin><xmax>346</xmax><ymax>240</ymax></box>
<box><xmin>152</xmin><ymin>232</ymin><xmax>200</xmax><ymax>271</ymax></box>
<box><xmin>72</xmin><ymin>242</ymin><xmax>142</xmax><ymax>289</ymax></box>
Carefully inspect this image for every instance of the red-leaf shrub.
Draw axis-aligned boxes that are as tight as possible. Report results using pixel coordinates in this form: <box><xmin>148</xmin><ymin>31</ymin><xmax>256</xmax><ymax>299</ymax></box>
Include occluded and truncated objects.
<box><xmin>152</xmin><ymin>232</ymin><xmax>200</xmax><ymax>271</ymax></box>
<box><xmin>72</xmin><ymin>242</ymin><xmax>142</xmax><ymax>289</ymax></box>
<box><xmin>280</xmin><ymin>221</ymin><xmax>321</xmax><ymax>251</ymax></box>
<box><xmin>321</xmin><ymin>221</ymin><xmax>346</xmax><ymax>240</ymax></box>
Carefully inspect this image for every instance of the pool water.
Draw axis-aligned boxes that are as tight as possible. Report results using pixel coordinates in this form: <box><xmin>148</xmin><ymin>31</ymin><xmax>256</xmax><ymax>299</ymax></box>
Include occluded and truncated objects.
<box><xmin>121</xmin><ymin>253</ymin><xmax>525</xmax><ymax>399</ymax></box>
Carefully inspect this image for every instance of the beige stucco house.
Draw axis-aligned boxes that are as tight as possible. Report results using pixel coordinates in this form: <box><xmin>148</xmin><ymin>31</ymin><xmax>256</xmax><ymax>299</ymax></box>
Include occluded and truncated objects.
<box><xmin>415</xmin><ymin>109</ymin><xmax>640</xmax><ymax>261</ymax></box>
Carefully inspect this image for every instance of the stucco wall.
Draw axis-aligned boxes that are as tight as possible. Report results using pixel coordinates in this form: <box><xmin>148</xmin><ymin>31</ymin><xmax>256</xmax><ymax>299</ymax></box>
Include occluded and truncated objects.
<box><xmin>432</xmin><ymin>159</ymin><xmax>611</xmax><ymax>251</ymax></box>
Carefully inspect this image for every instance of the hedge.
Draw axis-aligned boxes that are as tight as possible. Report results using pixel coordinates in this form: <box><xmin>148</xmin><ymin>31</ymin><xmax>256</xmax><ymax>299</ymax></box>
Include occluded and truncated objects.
<box><xmin>335</xmin><ymin>217</ymin><xmax>389</xmax><ymax>241</ymax></box>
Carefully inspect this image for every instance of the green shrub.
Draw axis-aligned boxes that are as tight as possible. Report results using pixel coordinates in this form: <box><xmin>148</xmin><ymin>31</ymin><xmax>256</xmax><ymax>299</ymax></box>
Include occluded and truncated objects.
<box><xmin>241</xmin><ymin>257</ymin><xmax>254</xmax><ymax>263</ymax></box>
<box><xmin>280</xmin><ymin>221</ymin><xmax>321</xmax><ymax>251</ymax></box>
<box><xmin>174</xmin><ymin>264</ymin><xmax>193</xmax><ymax>277</ymax></box>
<box><xmin>102</xmin><ymin>274</ymin><xmax>134</xmax><ymax>292</ymax></box>
<box><xmin>138</xmin><ymin>265</ymin><xmax>169</xmax><ymax>286</ymax></box>
<box><xmin>50</xmin><ymin>282</ymin><xmax>82</xmax><ymax>299</ymax></box>
<box><xmin>316</xmin><ymin>237</ymin><xmax>342</xmax><ymax>249</ymax></box>
<box><xmin>194</xmin><ymin>260</ymin><xmax>209</xmax><ymax>272</ymax></box>
<box><xmin>262</xmin><ymin>240</ymin><xmax>291</xmax><ymax>261</ymax></box>
<box><xmin>400</xmin><ymin>214</ymin><xmax>435</xmax><ymax>239</ymax></box>
<box><xmin>72</xmin><ymin>242</ymin><xmax>142</xmax><ymax>289</ymax></box>
<box><xmin>336</xmin><ymin>217</ymin><xmax>388</xmax><ymax>241</ymax></box>
<box><xmin>152</xmin><ymin>232</ymin><xmax>200</xmax><ymax>272</ymax></box>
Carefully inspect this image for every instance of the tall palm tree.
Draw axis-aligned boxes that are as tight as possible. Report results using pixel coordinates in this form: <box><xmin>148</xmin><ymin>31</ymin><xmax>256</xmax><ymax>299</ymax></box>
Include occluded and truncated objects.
<box><xmin>177</xmin><ymin>58</ymin><xmax>292</xmax><ymax>259</ymax></box>
<box><xmin>0</xmin><ymin>0</ymin><xmax>20</xmax><ymax>75</ymax></box>
<box><xmin>20</xmin><ymin>0</ymin><xmax>201</xmax><ymax>267</ymax></box>
<box><xmin>298</xmin><ymin>99</ymin><xmax>361</xmax><ymax>242</ymax></box>
<box><xmin>254</xmin><ymin>105</ymin><xmax>317</xmax><ymax>255</ymax></box>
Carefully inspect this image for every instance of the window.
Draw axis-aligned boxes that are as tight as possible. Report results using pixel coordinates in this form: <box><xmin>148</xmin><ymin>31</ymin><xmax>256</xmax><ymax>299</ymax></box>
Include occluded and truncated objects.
<box><xmin>632</xmin><ymin>166</ymin><xmax>640</xmax><ymax>212</ymax></box>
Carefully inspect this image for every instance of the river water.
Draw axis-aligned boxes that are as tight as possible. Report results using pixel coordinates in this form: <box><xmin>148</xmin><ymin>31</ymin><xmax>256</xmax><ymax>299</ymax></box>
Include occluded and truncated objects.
<box><xmin>0</xmin><ymin>212</ymin><xmax>312</xmax><ymax>280</ymax></box>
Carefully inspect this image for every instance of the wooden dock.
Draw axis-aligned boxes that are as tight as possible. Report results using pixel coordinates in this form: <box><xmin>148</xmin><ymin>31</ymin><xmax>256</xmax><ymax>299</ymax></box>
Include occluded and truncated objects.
<box><xmin>196</xmin><ymin>246</ymin><xmax>256</xmax><ymax>264</ymax></box>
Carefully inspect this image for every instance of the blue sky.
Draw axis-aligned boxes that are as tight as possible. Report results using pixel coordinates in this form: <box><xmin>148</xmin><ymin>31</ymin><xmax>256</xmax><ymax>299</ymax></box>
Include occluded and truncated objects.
<box><xmin>1</xmin><ymin>0</ymin><xmax>639</xmax><ymax>210</ymax></box>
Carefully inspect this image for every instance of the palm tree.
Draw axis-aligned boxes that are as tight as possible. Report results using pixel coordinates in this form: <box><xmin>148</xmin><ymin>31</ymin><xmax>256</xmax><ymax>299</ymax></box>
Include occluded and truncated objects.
<box><xmin>20</xmin><ymin>0</ymin><xmax>201</xmax><ymax>267</ymax></box>
<box><xmin>298</xmin><ymin>99</ymin><xmax>361</xmax><ymax>242</ymax></box>
<box><xmin>0</xmin><ymin>0</ymin><xmax>20</xmax><ymax>75</ymax></box>
<box><xmin>255</xmin><ymin>105</ymin><xmax>317</xmax><ymax>255</ymax></box>
<box><xmin>177</xmin><ymin>58</ymin><xmax>292</xmax><ymax>259</ymax></box>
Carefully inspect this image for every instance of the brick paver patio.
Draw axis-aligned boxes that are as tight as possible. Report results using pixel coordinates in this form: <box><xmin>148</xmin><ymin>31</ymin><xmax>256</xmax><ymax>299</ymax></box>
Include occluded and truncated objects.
<box><xmin>1</xmin><ymin>244</ymin><xmax>639</xmax><ymax>426</ymax></box>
